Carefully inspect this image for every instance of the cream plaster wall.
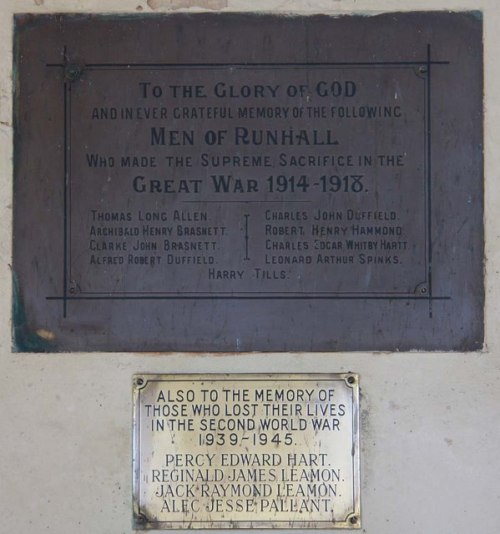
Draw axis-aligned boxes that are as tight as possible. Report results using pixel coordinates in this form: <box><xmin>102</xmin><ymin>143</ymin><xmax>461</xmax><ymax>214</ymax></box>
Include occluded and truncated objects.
<box><xmin>1</xmin><ymin>1</ymin><xmax>498</xmax><ymax>533</ymax></box>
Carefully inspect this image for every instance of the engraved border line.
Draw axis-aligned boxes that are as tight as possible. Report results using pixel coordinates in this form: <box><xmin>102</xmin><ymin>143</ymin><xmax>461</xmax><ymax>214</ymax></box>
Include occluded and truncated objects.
<box><xmin>46</xmin><ymin>60</ymin><xmax>450</xmax><ymax>68</ymax></box>
<box><xmin>49</xmin><ymin>54</ymin><xmax>450</xmax><ymax>312</ymax></box>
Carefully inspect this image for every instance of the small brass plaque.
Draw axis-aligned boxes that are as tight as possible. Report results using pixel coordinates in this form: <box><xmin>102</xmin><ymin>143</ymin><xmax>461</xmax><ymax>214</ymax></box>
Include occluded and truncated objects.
<box><xmin>132</xmin><ymin>374</ymin><xmax>360</xmax><ymax>529</ymax></box>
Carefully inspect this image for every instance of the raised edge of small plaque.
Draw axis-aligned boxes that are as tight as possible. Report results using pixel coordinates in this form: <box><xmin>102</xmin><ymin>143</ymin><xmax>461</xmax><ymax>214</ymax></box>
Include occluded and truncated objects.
<box><xmin>132</xmin><ymin>373</ymin><xmax>361</xmax><ymax>529</ymax></box>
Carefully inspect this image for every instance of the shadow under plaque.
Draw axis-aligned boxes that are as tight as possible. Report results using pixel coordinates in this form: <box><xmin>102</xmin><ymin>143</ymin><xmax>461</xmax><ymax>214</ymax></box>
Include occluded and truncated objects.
<box><xmin>13</xmin><ymin>12</ymin><xmax>483</xmax><ymax>352</ymax></box>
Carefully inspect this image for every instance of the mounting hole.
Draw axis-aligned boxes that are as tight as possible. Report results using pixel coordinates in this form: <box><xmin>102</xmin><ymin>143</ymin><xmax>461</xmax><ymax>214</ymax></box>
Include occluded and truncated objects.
<box><xmin>64</xmin><ymin>63</ymin><xmax>82</xmax><ymax>81</ymax></box>
<box><xmin>136</xmin><ymin>377</ymin><xmax>144</xmax><ymax>386</ymax></box>
<box><xmin>419</xmin><ymin>66</ymin><xmax>427</xmax><ymax>74</ymax></box>
<box><xmin>414</xmin><ymin>282</ymin><xmax>429</xmax><ymax>296</ymax></box>
<box><xmin>349</xmin><ymin>516</ymin><xmax>358</xmax><ymax>525</ymax></box>
<box><xmin>347</xmin><ymin>376</ymin><xmax>356</xmax><ymax>385</ymax></box>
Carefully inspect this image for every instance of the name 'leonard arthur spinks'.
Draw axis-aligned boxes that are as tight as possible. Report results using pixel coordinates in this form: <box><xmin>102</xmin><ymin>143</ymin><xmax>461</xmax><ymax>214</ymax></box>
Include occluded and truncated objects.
<box><xmin>150</xmin><ymin>126</ymin><xmax>339</xmax><ymax>147</ymax></box>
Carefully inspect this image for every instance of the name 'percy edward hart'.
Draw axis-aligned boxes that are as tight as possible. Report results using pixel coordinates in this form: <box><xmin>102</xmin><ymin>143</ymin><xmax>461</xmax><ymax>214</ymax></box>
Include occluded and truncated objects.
<box><xmin>156</xmin><ymin>452</ymin><xmax>335</xmax><ymax>468</ymax></box>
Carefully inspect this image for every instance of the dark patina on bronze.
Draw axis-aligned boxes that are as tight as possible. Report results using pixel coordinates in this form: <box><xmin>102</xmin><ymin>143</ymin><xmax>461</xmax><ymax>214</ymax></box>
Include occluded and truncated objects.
<box><xmin>13</xmin><ymin>12</ymin><xmax>484</xmax><ymax>352</ymax></box>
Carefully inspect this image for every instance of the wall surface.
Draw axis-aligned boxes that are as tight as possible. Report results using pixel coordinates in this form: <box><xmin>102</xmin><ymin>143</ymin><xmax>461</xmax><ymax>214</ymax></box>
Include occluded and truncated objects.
<box><xmin>1</xmin><ymin>1</ymin><xmax>498</xmax><ymax>534</ymax></box>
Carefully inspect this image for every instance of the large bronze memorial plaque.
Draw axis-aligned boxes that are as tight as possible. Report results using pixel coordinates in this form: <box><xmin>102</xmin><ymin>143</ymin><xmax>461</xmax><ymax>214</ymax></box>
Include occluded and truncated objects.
<box><xmin>13</xmin><ymin>13</ymin><xmax>483</xmax><ymax>351</ymax></box>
